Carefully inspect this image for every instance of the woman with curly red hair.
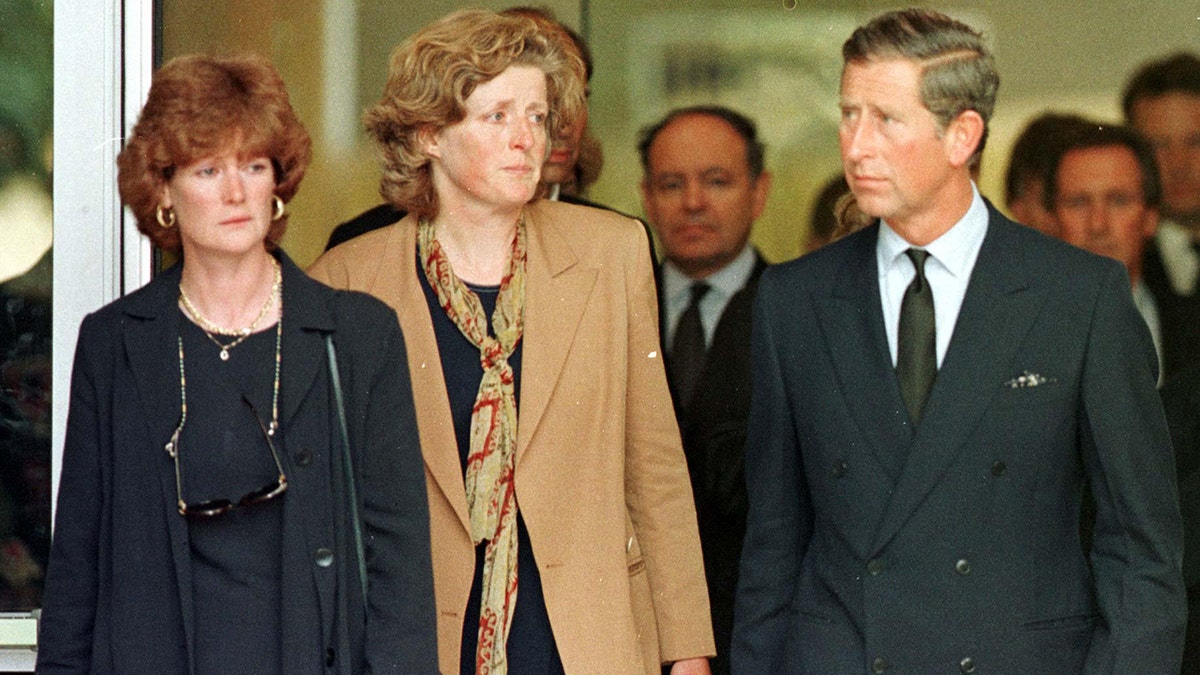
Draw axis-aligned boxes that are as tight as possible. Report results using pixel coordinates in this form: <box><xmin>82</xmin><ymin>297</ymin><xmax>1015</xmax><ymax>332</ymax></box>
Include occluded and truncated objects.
<box><xmin>38</xmin><ymin>54</ymin><xmax>437</xmax><ymax>674</ymax></box>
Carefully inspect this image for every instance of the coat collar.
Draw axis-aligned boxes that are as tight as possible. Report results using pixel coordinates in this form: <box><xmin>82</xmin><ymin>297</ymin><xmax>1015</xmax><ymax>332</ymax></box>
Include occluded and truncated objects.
<box><xmin>822</xmin><ymin>224</ymin><xmax>913</xmax><ymax>481</ymax></box>
<box><xmin>375</xmin><ymin>204</ymin><xmax>599</xmax><ymax>533</ymax></box>
<box><xmin>357</xmin><ymin>218</ymin><xmax>471</xmax><ymax>531</ymax></box>
<box><xmin>516</xmin><ymin>201</ymin><xmax>598</xmax><ymax>465</ymax></box>
<box><xmin>122</xmin><ymin>252</ymin><xmax>336</xmax><ymax>433</ymax></box>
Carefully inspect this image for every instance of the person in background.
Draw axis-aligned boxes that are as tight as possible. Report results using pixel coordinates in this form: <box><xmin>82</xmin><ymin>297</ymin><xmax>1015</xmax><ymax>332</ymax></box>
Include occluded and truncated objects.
<box><xmin>36</xmin><ymin>54</ymin><xmax>437</xmax><ymax>674</ymax></box>
<box><xmin>1123</xmin><ymin>52</ymin><xmax>1200</xmax><ymax>380</ymax></box>
<box><xmin>1045</xmin><ymin>122</ymin><xmax>1163</xmax><ymax>378</ymax></box>
<box><xmin>638</xmin><ymin>105</ymin><xmax>771</xmax><ymax>675</ymax></box>
<box><xmin>733</xmin><ymin>9</ymin><xmax>1184</xmax><ymax>673</ymax></box>
<box><xmin>324</xmin><ymin>6</ymin><xmax>609</xmax><ymax>251</ymax></box>
<box><xmin>1161</xmin><ymin>361</ymin><xmax>1200</xmax><ymax>674</ymax></box>
<box><xmin>806</xmin><ymin>173</ymin><xmax>850</xmax><ymax>253</ymax></box>
<box><xmin>309</xmin><ymin>10</ymin><xmax>713</xmax><ymax>674</ymax></box>
<box><xmin>1003</xmin><ymin>111</ymin><xmax>1091</xmax><ymax>237</ymax></box>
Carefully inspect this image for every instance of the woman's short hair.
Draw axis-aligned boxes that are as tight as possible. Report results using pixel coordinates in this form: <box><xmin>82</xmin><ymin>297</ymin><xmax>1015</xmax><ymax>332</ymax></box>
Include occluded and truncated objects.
<box><xmin>117</xmin><ymin>54</ymin><xmax>311</xmax><ymax>252</ymax></box>
<box><xmin>364</xmin><ymin>9</ymin><xmax>587</xmax><ymax>220</ymax></box>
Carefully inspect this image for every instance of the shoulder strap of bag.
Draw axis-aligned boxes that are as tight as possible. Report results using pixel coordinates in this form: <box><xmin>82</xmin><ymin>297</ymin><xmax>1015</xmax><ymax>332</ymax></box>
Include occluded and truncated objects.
<box><xmin>325</xmin><ymin>335</ymin><xmax>368</xmax><ymax>601</ymax></box>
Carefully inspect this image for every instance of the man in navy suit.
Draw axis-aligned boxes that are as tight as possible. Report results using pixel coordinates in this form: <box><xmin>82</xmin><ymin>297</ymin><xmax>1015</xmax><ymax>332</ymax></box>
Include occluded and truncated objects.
<box><xmin>732</xmin><ymin>9</ymin><xmax>1185</xmax><ymax>674</ymax></box>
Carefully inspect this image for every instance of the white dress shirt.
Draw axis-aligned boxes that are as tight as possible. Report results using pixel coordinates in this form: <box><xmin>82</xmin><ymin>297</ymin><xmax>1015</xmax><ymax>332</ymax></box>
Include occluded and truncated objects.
<box><xmin>878</xmin><ymin>184</ymin><xmax>989</xmax><ymax>368</ymax></box>
<box><xmin>663</xmin><ymin>245</ymin><xmax>757</xmax><ymax>352</ymax></box>
<box><xmin>1152</xmin><ymin>219</ymin><xmax>1200</xmax><ymax>295</ymax></box>
<box><xmin>1132</xmin><ymin>278</ymin><xmax>1164</xmax><ymax>386</ymax></box>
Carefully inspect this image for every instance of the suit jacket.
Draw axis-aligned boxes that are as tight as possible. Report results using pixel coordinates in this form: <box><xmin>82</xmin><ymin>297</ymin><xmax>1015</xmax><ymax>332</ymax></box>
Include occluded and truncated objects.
<box><xmin>37</xmin><ymin>253</ymin><xmax>438</xmax><ymax>674</ymax></box>
<box><xmin>1161</xmin><ymin>364</ymin><xmax>1200</xmax><ymax>674</ymax></box>
<box><xmin>1142</xmin><ymin>236</ymin><xmax>1200</xmax><ymax>380</ymax></box>
<box><xmin>733</xmin><ymin>205</ymin><xmax>1185</xmax><ymax>674</ymax></box>
<box><xmin>659</xmin><ymin>253</ymin><xmax>766</xmax><ymax>674</ymax></box>
<box><xmin>309</xmin><ymin>199</ymin><xmax>715</xmax><ymax>674</ymax></box>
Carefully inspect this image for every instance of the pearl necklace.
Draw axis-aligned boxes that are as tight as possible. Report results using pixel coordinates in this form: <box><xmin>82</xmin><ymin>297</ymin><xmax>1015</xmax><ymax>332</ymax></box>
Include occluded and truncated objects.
<box><xmin>179</xmin><ymin>259</ymin><xmax>282</xmax><ymax>361</ymax></box>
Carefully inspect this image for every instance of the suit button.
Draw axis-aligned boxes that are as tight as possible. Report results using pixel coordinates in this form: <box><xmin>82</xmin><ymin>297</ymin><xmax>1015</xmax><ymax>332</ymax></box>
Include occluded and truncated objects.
<box><xmin>960</xmin><ymin>656</ymin><xmax>976</xmax><ymax>673</ymax></box>
<box><xmin>832</xmin><ymin>460</ymin><xmax>849</xmax><ymax>478</ymax></box>
<box><xmin>315</xmin><ymin>547</ymin><xmax>334</xmax><ymax>568</ymax></box>
<box><xmin>955</xmin><ymin>559</ymin><xmax>972</xmax><ymax>575</ymax></box>
<box><xmin>325</xmin><ymin>647</ymin><xmax>336</xmax><ymax>667</ymax></box>
<box><xmin>872</xmin><ymin>656</ymin><xmax>888</xmax><ymax>673</ymax></box>
<box><xmin>991</xmin><ymin>461</ymin><xmax>1006</xmax><ymax>477</ymax></box>
<box><xmin>294</xmin><ymin>448</ymin><xmax>313</xmax><ymax>466</ymax></box>
<box><xmin>867</xmin><ymin>558</ymin><xmax>884</xmax><ymax>576</ymax></box>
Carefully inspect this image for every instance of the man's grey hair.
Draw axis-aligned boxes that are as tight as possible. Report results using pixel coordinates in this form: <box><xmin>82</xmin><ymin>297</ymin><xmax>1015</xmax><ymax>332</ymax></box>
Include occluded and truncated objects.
<box><xmin>843</xmin><ymin>8</ymin><xmax>999</xmax><ymax>164</ymax></box>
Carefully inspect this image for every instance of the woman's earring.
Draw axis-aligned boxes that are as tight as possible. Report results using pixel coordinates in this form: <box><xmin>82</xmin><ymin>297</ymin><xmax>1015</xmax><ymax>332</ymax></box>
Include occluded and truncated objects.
<box><xmin>155</xmin><ymin>205</ymin><xmax>176</xmax><ymax>228</ymax></box>
<box><xmin>272</xmin><ymin>196</ymin><xmax>285</xmax><ymax>222</ymax></box>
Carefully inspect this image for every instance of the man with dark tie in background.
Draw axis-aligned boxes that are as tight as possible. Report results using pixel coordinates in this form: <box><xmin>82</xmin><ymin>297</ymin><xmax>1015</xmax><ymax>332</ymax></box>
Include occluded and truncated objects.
<box><xmin>733</xmin><ymin>9</ymin><xmax>1184</xmax><ymax>674</ymax></box>
<box><xmin>1123</xmin><ymin>52</ymin><xmax>1200</xmax><ymax>381</ymax></box>
<box><xmin>638</xmin><ymin>105</ymin><xmax>771</xmax><ymax>675</ymax></box>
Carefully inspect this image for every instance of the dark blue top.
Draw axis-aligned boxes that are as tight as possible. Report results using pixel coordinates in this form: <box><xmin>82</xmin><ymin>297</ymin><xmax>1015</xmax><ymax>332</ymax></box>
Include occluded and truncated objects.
<box><xmin>417</xmin><ymin>265</ymin><xmax>564</xmax><ymax>675</ymax></box>
<box><xmin>179</xmin><ymin>315</ymin><xmax>283</xmax><ymax>675</ymax></box>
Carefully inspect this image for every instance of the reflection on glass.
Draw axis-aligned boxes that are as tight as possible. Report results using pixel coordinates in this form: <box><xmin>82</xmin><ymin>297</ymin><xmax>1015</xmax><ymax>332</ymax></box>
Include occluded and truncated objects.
<box><xmin>0</xmin><ymin>0</ymin><xmax>53</xmax><ymax>612</ymax></box>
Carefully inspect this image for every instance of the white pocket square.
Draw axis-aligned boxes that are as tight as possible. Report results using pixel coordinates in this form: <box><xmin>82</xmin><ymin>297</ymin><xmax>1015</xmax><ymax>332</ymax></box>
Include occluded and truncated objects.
<box><xmin>1003</xmin><ymin>371</ymin><xmax>1055</xmax><ymax>388</ymax></box>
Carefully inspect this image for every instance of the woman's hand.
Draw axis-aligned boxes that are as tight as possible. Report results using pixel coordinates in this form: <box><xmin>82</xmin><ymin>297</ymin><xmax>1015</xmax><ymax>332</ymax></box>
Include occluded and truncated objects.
<box><xmin>669</xmin><ymin>657</ymin><xmax>711</xmax><ymax>675</ymax></box>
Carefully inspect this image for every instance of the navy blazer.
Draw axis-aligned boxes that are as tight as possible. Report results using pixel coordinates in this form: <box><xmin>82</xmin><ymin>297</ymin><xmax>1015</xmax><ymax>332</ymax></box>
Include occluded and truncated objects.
<box><xmin>37</xmin><ymin>253</ymin><xmax>438</xmax><ymax>674</ymax></box>
<box><xmin>733</xmin><ymin>205</ymin><xmax>1185</xmax><ymax>673</ymax></box>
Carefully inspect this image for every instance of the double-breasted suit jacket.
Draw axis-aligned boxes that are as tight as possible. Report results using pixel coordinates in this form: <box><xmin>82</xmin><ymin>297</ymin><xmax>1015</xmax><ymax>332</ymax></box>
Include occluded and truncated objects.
<box><xmin>309</xmin><ymin>199</ymin><xmax>715</xmax><ymax>674</ymax></box>
<box><xmin>733</xmin><ymin>205</ymin><xmax>1186</xmax><ymax>673</ymax></box>
<box><xmin>659</xmin><ymin>253</ymin><xmax>766</xmax><ymax>673</ymax></box>
<box><xmin>37</xmin><ymin>254</ymin><xmax>438</xmax><ymax>674</ymax></box>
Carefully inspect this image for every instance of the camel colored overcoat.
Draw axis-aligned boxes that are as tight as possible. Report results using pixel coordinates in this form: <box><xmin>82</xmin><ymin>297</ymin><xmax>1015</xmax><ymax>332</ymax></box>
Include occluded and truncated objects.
<box><xmin>309</xmin><ymin>199</ymin><xmax>715</xmax><ymax>673</ymax></box>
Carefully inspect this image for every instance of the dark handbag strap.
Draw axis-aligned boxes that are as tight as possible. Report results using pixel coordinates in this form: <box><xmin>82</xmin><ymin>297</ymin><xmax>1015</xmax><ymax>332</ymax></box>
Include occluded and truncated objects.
<box><xmin>325</xmin><ymin>335</ymin><xmax>368</xmax><ymax>601</ymax></box>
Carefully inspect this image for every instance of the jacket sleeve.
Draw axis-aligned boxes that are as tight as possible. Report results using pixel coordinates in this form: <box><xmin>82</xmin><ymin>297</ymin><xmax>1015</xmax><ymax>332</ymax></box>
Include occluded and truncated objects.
<box><xmin>346</xmin><ymin>298</ymin><xmax>439</xmax><ymax>673</ymax></box>
<box><xmin>36</xmin><ymin>314</ymin><xmax>105</xmax><ymax>674</ymax></box>
<box><xmin>1081</xmin><ymin>262</ymin><xmax>1186</xmax><ymax>672</ymax></box>
<box><xmin>730</xmin><ymin>268</ymin><xmax>812</xmax><ymax>672</ymax></box>
<box><xmin>619</xmin><ymin>221</ymin><xmax>716</xmax><ymax>664</ymax></box>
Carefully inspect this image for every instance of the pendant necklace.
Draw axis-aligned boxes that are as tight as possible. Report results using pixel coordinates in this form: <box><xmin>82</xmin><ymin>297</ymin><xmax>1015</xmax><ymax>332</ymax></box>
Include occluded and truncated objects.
<box><xmin>179</xmin><ymin>259</ymin><xmax>282</xmax><ymax>361</ymax></box>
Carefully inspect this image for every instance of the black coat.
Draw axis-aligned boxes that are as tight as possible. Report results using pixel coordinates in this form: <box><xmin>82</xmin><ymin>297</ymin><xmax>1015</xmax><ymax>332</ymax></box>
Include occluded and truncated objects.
<box><xmin>37</xmin><ymin>253</ymin><xmax>438</xmax><ymax>674</ymax></box>
<box><xmin>659</xmin><ymin>253</ymin><xmax>766</xmax><ymax>675</ymax></box>
<box><xmin>1142</xmin><ymin>239</ymin><xmax>1200</xmax><ymax>380</ymax></box>
<box><xmin>1162</xmin><ymin>364</ymin><xmax>1200</xmax><ymax>674</ymax></box>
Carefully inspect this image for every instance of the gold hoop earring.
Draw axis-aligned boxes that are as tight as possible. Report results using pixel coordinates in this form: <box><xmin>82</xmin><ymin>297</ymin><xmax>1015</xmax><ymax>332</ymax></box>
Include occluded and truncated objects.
<box><xmin>272</xmin><ymin>196</ymin><xmax>285</xmax><ymax>222</ymax></box>
<box><xmin>156</xmin><ymin>205</ymin><xmax>176</xmax><ymax>229</ymax></box>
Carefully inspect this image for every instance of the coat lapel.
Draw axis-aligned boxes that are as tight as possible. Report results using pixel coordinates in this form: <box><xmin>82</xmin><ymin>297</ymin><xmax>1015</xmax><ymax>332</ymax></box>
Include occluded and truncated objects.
<box><xmin>276</xmin><ymin>253</ymin><xmax>340</xmax><ymax>649</ymax></box>
<box><xmin>279</xmin><ymin>254</ymin><xmax>333</xmax><ymax>431</ymax></box>
<box><xmin>516</xmin><ymin>204</ymin><xmax>598</xmax><ymax>466</ymax></box>
<box><xmin>376</xmin><ymin>220</ymin><xmax>471</xmax><ymax>531</ymax></box>
<box><xmin>871</xmin><ymin>211</ymin><xmax>1044</xmax><ymax>553</ymax></box>
<box><xmin>818</xmin><ymin>226</ymin><xmax>914</xmax><ymax>481</ymax></box>
<box><xmin>120</xmin><ymin>264</ymin><xmax>197</xmax><ymax>665</ymax></box>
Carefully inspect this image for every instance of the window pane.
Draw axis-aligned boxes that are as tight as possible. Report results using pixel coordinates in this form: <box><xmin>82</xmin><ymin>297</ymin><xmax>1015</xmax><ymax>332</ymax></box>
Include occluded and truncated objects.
<box><xmin>0</xmin><ymin>0</ymin><xmax>53</xmax><ymax>613</ymax></box>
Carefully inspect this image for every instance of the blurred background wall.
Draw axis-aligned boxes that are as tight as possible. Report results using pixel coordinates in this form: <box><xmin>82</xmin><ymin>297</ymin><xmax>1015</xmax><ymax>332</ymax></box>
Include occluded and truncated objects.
<box><xmin>159</xmin><ymin>1</ymin><xmax>1200</xmax><ymax>267</ymax></box>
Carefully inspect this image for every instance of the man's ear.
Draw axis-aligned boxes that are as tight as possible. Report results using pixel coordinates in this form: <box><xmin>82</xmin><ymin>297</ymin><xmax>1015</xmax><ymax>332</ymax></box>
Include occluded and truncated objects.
<box><xmin>1142</xmin><ymin>206</ymin><xmax>1160</xmax><ymax>239</ymax></box>
<box><xmin>751</xmin><ymin>171</ymin><xmax>773</xmax><ymax>221</ymax></box>
<box><xmin>945</xmin><ymin>110</ymin><xmax>985</xmax><ymax>168</ymax></box>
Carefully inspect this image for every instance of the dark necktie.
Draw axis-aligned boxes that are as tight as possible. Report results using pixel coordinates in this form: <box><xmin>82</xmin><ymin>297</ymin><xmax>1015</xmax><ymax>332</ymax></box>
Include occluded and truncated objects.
<box><xmin>896</xmin><ymin>248</ymin><xmax>936</xmax><ymax>424</ymax></box>
<box><xmin>670</xmin><ymin>281</ymin><xmax>711</xmax><ymax>410</ymax></box>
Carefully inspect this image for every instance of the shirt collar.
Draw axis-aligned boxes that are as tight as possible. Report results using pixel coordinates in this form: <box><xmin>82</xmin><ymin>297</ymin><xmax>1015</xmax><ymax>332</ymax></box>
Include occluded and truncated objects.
<box><xmin>663</xmin><ymin>245</ymin><xmax>756</xmax><ymax>303</ymax></box>
<box><xmin>877</xmin><ymin>183</ymin><xmax>988</xmax><ymax>278</ymax></box>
